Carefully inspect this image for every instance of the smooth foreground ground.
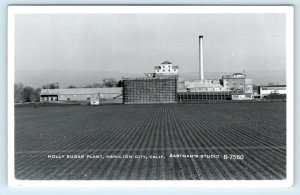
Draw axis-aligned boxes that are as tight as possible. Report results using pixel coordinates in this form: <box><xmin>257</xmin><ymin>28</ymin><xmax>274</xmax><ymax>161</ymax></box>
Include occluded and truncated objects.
<box><xmin>15</xmin><ymin>102</ymin><xmax>286</xmax><ymax>180</ymax></box>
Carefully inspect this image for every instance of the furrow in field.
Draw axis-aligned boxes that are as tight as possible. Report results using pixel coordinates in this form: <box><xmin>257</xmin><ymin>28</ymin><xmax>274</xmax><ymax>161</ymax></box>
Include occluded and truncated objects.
<box><xmin>176</xmin><ymin>106</ymin><xmax>249</xmax><ymax>180</ymax></box>
<box><xmin>178</xmin><ymin>106</ymin><xmax>249</xmax><ymax>180</ymax></box>
<box><xmin>95</xmin><ymin>107</ymin><xmax>153</xmax><ymax>179</ymax></box>
<box><xmin>182</xmin><ymin>107</ymin><xmax>285</xmax><ymax>179</ymax></box>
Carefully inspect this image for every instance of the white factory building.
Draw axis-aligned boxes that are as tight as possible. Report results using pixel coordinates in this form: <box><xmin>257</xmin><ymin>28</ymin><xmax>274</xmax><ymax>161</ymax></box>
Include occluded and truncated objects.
<box><xmin>178</xmin><ymin>79</ymin><xmax>226</xmax><ymax>92</ymax></box>
<box><xmin>221</xmin><ymin>73</ymin><xmax>253</xmax><ymax>94</ymax></box>
<box><xmin>258</xmin><ymin>85</ymin><xmax>286</xmax><ymax>98</ymax></box>
<box><xmin>154</xmin><ymin>61</ymin><xmax>179</xmax><ymax>76</ymax></box>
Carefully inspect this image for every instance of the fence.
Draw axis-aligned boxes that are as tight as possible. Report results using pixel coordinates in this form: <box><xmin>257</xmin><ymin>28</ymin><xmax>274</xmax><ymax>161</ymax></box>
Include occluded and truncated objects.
<box><xmin>177</xmin><ymin>91</ymin><xmax>232</xmax><ymax>103</ymax></box>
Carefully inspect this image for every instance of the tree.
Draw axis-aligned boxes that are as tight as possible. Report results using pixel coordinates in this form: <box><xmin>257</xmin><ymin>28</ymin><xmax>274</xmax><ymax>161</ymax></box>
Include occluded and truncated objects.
<box><xmin>14</xmin><ymin>83</ymin><xmax>42</xmax><ymax>103</ymax></box>
<box><xmin>84</xmin><ymin>83</ymin><xmax>103</xmax><ymax>88</ymax></box>
<box><xmin>92</xmin><ymin>83</ymin><xmax>103</xmax><ymax>88</ymax></box>
<box><xmin>252</xmin><ymin>84</ymin><xmax>258</xmax><ymax>91</ymax></box>
<box><xmin>33</xmin><ymin>88</ymin><xmax>42</xmax><ymax>102</ymax></box>
<box><xmin>22</xmin><ymin>86</ymin><xmax>35</xmax><ymax>102</ymax></box>
<box><xmin>14</xmin><ymin>82</ymin><xmax>24</xmax><ymax>103</ymax></box>
<box><xmin>68</xmin><ymin>85</ymin><xmax>77</xmax><ymax>88</ymax></box>
<box><xmin>43</xmin><ymin>83</ymin><xmax>59</xmax><ymax>89</ymax></box>
<box><xmin>116</xmin><ymin>80</ymin><xmax>123</xmax><ymax>87</ymax></box>
<box><xmin>102</xmin><ymin>78</ymin><xmax>117</xmax><ymax>87</ymax></box>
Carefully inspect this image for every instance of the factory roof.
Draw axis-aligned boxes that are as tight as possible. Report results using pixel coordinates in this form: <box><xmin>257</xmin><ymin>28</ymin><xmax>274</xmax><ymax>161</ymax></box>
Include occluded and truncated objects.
<box><xmin>222</xmin><ymin>73</ymin><xmax>246</xmax><ymax>79</ymax></box>
<box><xmin>259</xmin><ymin>85</ymin><xmax>286</xmax><ymax>88</ymax></box>
<box><xmin>233</xmin><ymin>73</ymin><xmax>245</xmax><ymax>76</ymax></box>
<box><xmin>184</xmin><ymin>81</ymin><xmax>223</xmax><ymax>89</ymax></box>
<box><xmin>40</xmin><ymin>89</ymin><xmax>60</xmax><ymax>95</ymax></box>
<box><xmin>41</xmin><ymin>88</ymin><xmax>122</xmax><ymax>95</ymax></box>
<box><xmin>123</xmin><ymin>76</ymin><xmax>177</xmax><ymax>80</ymax></box>
<box><xmin>161</xmin><ymin>61</ymin><xmax>172</xmax><ymax>64</ymax></box>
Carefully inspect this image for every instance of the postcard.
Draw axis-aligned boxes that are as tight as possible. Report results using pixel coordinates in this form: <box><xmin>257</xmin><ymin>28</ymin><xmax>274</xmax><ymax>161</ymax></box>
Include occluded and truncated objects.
<box><xmin>7</xmin><ymin>5</ymin><xmax>294</xmax><ymax>187</ymax></box>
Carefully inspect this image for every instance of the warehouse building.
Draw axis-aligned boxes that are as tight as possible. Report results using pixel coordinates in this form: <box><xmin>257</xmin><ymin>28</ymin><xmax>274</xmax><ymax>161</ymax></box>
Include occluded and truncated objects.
<box><xmin>40</xmin><ymin>88</ymin><xmax>122</xmax><ymax>102</ymax></box>
<box><xmin>178</xmin><ymin>79</ymin><xmax>225</xmax><ymax>92</ymax></box>
<box><xmin>176</xmin><ymin>79</ymin><xmax>232</xmax><ymax>102</ymax></box>
<box><xmin>258</xmin><ymin>85</ymin><xmax>286</xmax><ymax>99</ymax></box>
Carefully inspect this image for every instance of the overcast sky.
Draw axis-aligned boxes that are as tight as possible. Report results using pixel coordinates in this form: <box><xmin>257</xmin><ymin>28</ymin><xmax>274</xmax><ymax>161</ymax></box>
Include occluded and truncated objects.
<box><xmin>15</xmin><ymin>13</ymin><xmax>286</xmax><ymax>74</ymax></box>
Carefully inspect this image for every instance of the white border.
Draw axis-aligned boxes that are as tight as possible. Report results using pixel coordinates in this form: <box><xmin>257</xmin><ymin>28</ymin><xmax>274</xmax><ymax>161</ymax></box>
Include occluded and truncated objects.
<box><xmin>7</xmin><ymin>5</ymin><xmax>294</xmax><ymax>188</ymax></box>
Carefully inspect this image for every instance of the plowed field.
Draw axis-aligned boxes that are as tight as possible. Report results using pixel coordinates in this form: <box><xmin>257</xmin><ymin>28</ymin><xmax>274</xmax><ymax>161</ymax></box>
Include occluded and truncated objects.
<box><xmin>15</xmin><ymin>102</ymin><xmax>286</xmax><ymax>180</ymax></box>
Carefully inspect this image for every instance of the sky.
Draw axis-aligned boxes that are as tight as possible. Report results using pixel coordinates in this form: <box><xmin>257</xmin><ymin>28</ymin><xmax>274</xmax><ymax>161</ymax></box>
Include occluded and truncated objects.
<box><xmin>15</xmin><ymin>13</ymin><xmax>286</xmax><ymax>74</ymax></box>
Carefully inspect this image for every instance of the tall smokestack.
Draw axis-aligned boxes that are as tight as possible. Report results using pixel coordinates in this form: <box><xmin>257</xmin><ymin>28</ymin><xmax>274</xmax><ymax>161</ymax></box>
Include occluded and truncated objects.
<box><xmin>199</xmin><ymin>35</ymin><xmax>204</xmax><ymax>80</ymax></box>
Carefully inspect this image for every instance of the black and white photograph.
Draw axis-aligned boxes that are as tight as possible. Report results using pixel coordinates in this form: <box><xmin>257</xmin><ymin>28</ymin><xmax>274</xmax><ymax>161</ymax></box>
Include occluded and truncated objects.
<box><xmin>8</xmin><ymin>5</ymin><xmax>294</xmax><ymax>187</ymax></box>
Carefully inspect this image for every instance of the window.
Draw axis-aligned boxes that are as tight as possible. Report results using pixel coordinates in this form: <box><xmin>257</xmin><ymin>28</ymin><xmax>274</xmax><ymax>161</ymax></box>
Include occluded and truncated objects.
<box><xmin>87</xmin><ymin>97</ymin><xmax>90</xmax><ymax>100</ymax></box>
<box><xmin>168</xmin><ymin>69</ymin><xmax>170</xmax><ymax>72</ymax></box>
<box><xmin>163</xmin><ymin>69</ymin><xmax>165</xmax><ymax>72</ymax></box>
<box><xmin>67</xmin><ymin>98</ymin><xmax>70</xmax><ymax>101</ymax></box>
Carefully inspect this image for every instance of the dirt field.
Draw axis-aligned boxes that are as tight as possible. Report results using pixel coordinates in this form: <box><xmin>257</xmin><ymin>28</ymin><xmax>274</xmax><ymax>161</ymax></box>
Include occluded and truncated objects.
<box><xmin>15</xmin><ymin>102</ymin><xmax>286</xmax><ymax>180</ymax></box>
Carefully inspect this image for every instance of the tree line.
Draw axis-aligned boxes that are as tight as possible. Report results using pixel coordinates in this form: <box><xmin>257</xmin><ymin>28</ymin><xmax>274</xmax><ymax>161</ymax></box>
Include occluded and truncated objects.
<box><xmin>14</xmin><ymin>83</ymin><xmax>41</xmax><ymax>103</ymax></box>
<box><xmin>67</xmin><ymin>78</ymin><xmax>123</xmax><ymax>89</ymax></box>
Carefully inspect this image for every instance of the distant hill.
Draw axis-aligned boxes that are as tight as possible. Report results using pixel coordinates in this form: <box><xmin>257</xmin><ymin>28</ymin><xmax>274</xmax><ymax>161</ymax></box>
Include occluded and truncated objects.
<box><xmin>15</xmin><ymin>70</ymin><xmax>139</xmax><ymax>88</ymax></box>
<box><xmin>15</xmin><ymin>69</ymin><xmax>286</xmax><ymax>88</ymax></box>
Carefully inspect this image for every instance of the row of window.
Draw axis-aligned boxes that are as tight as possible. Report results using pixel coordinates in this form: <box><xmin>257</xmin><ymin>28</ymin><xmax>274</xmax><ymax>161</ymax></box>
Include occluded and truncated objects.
<box><xmin>42</xmin><ymin>96</ymin><xmax>117</xmax><ymax>101</ymax></box>
<box><xmin>158</xmin><ymin>69</ymin><xmax>177</xmax><ymax>72</ymax></box>
<box><xmin>41</xmin><ymin>97</ymin><xmax>58</xmax><ymax>101</ymax></box>
<box><xmin>158</xmin><ymin>65</ymin><xmax>171</xmax><ymax>69</ymax></box>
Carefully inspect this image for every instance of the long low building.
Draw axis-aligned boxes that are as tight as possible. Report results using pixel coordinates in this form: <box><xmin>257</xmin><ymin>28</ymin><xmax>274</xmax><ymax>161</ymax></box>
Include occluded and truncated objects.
<box><xmin>178</xmin><ymin>79</ymin><xmax>226</xmax><ymax>92</ymax></box>
<box><xmin>258</xmin><ymin>85</ymin><xmax>286</xmax><ymax>98</ymax></box>
<box><xmin>40</xmin><ymin>88</ymin><xmax>122</xmax><ymax>102</ymax></box>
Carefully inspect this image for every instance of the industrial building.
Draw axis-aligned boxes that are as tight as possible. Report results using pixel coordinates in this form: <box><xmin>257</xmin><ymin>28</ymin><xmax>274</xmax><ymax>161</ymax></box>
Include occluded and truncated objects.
<box><xmin>39</xmin><ymin>35</ymin><xmax>279</xmax><ymax>104</ymax></box>
<box><xmin>258</xmin><ymin>85</ymin><xmax>286</xmax><ymax>98</ymax></box>
<box><xmin>121</xmin><ymin>61</ymin><xmax>178</xmax><ymax>104</ymax></box>
<box><xmin>154</xmin><ymin>61</ymin><xmax>179</xmax><ymax>76</ymax></box>
<box><xmin>40</xmin><ymin>88</ymin><xmax>122</xmax><ymax>103</ymax></box>
<box><xmin>221</xmin><ymin>73</ymin><xmax>253</xmax><ymax>94</ymax></box>
<box><xmin>123</xmin><ymin>77</ymin><xmax>177</xmax><ymax>104</ymax></box>
<box><xmin>122</xmin><ymin>35</ymin><xmax>256</xmax><ymax>103</ymax></box>
<box><xmin>178</xmin><ymin>80</ymin><xmax>225</xmax><ymax>92</ymax></box>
